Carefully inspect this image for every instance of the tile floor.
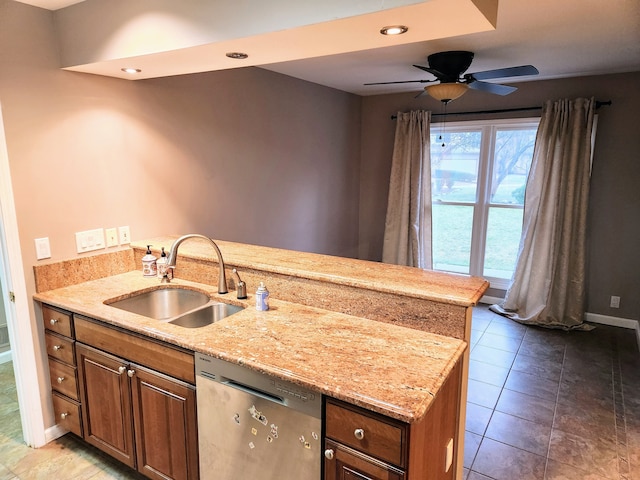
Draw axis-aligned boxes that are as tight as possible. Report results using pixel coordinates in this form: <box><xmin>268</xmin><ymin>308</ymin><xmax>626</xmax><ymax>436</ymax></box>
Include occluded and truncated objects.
<box><xmin>0</xmin><ymin>305</ymin><xmax>637</xmax><ymax>479</ymax></box>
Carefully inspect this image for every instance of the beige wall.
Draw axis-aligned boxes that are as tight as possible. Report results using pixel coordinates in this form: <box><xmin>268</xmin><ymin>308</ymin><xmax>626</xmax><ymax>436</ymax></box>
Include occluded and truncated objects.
<box><xmin>359</xmin><ymin>72</ymin><xmax>640</xmax><ymax>321</ymax></box>
<box><xmin>0</xmin><ymin>0</ymin><xmax>361</xmax><ymax>428</ymax></box>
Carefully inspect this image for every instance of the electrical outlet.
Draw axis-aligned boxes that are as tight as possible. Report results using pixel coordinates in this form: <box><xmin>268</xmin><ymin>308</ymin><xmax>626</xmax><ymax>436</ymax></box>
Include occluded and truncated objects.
<box><xmin>34</xmin><ymin>237</ymin><xmax>51</xmax><ymax>260</ymax></box>
<box><xmin>610</xmin><ymin>296</ymin><xmax>621</xmax><ymax>308</ymax></box>
<box><xmin>105</xmin><ymin>227</ymin><xmax>118</xmax><ymax>247</ymax></box>
<box><xmin>118</xmin><ymin>226</ymin><xmax>131</xmax><ymax>245</ymax></box>
<box><xmin>445</xmin><ymin>438</ymin><xmax>454</xmax><ymax>472</ymax></box>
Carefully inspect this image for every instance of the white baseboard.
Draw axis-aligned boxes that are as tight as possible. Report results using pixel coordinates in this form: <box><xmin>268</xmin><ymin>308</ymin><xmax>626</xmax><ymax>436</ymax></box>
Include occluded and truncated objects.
<box><xmin>0</xmin><ymin>350</ymin><xmax>12</xmax><ymax>364</ymax></box>
<box><xmin>585</xmin><ymin>312</ymin><xmax>640</xmax><ymax>350</ymax></box>
<box><xmin>44</xmin><ymin>424</ymin><xmax>68</xmax><ymax>444</ymax></box>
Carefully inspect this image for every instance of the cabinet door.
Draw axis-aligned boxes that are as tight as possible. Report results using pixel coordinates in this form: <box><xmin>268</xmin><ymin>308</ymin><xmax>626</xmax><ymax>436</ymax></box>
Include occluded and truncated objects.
<box><xmin>130</xmin><ymin>363</ymin><xmax>199</xmax><ymax>480</ymax></box>
<box><xmin>325</xmin><ymin>439</ymin><xmax>405</xmax><ymax>480</ymax></box>
<box><xmin>76</xmin><ymin>343</ymin><xmax>135</xmax><ymax>468</ymax></box>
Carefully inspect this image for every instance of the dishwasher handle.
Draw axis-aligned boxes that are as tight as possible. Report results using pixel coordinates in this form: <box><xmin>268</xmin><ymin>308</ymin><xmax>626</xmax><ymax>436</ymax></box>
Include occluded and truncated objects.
<box><xmin>223</xmin><ymin>379</ymin><xmax>287</xmax><ymax>407</ymax></box>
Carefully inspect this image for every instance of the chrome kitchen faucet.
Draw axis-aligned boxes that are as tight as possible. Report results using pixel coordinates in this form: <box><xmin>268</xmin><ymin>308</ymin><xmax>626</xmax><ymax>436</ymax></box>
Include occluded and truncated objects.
<box><xmin>165</xmin><ymin>234</ymin><xmax>228</xmax><ymax>294</ymax></box>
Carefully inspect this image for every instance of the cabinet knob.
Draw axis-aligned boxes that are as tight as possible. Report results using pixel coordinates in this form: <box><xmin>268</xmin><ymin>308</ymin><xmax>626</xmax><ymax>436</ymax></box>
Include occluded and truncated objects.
<box><xmin>118</xmin><ymin>366</ymin><xmax>126</xmax><ymax>375</ymax></box>
<box><xmin>53</xmin><ymin>345</ymin><xmax>62</xmax><ymax>351</ymax></box>
<box><xmin>60</xmin><ymin>412</ymin><xmax>69</xmax><ymax>420</ymax></box>
<box><xmin>49</xmin><ymin>318</ymin><xmax>58</xmax><ymax>325</ymax></box>
<box><xmin>354</xmin><ymin>428</ymin><xmax>365</xmax><ymax>440</ymax></box>
<box><xmin>127</xmin><ymin>369</ymin><xmax>135</xmax><ymax>378</ymax></box>
<box><xmin>324</xmin><ymin>449</ymin><xmax>335</xmax><ymax>460</ymax></box>
<box><xmin>56</xmin><ymin>376</ymin><xmax>65</xmax><ymax>384</ymax></box>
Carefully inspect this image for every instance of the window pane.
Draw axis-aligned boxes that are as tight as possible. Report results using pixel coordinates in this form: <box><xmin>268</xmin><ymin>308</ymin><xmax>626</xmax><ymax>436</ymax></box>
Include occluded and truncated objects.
<box><xmin>430</xmin><ymin>131</ymin><xmax>481</xmax><ymax>203</ymax></box>
<box><xmin>490</xmin><ymin>128</ymin><xmax>537</xmax><ymax>205</ymax></box>
<box><xmin>432</xmin><ymin>204</ymin><xmax>473</xmax><ymax>274</ymax></box>
<box><xmin>483</xmin><ymin>207</ymin><xmax>524</xmax><ymax>279</ymax></box>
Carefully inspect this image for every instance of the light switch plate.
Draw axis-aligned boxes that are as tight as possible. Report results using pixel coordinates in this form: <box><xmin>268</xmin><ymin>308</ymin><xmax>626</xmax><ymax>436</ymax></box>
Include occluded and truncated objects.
<box><xmin>75</xmin><ymin>228</ymin><xmax>106</xmax><ymax>253</ymax></box>
<box><xmin>34</xmin><ymin>237</ymin><xmax>51</xmax><ymax>260</ymax></box>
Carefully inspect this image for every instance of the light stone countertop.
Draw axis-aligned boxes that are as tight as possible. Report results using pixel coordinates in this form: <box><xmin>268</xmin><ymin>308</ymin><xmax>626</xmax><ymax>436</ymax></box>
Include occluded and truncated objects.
<box><xmin>34</xmin><ymin>271</ymin><xmax>466</xmax><ymax>423</ymax></box>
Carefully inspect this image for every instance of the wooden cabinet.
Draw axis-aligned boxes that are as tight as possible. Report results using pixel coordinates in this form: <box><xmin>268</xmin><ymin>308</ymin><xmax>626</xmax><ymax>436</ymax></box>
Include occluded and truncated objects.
<box><xmin>43</xmin><ymin>304</ymin><xmax>82</xmax><ymax>436</ymax></box>
<box><xmin>76</xmin><ymin>342</ymin><xmax>198</xmax><ymax>480</ymax></box>
<box><xmin>74</xmin><ymin>316</ymin><xmax>198</xmax><ymax>480</ymax></box>
<box><xmin>41</xmin><ymin>303</ymin><xmax>198</xmax><ymax>480</ymax></box>
<box><xmin>324</xmin><ymin>359</ymin><xmax>462</xmax><ymax>480</ymax></box>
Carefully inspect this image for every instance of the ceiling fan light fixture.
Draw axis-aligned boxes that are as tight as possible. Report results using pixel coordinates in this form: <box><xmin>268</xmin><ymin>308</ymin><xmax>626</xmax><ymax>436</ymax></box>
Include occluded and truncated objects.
<box><xmin>380</xmin><ymin>25</ymin><xmax>408</xmax><ymax>36</ymax></box>
<box><xmin>426</xmin><ymin>83</ymin><xmax>469</xmax><ymax>103</ymax></box>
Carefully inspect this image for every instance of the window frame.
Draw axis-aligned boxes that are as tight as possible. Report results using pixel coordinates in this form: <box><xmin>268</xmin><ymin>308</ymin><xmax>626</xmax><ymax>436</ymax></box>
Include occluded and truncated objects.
<box><xmin>429</xmin><ymin>116</ymin><xmax>541</xmax><ymax>289</ymax></box>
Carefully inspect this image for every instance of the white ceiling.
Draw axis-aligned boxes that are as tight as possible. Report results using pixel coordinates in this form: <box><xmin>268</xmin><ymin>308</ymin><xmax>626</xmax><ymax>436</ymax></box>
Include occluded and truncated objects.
<box><xmin>15</xmin><ymin>0</ymin><xmax>640</xmax><ymax>97</ymax></box>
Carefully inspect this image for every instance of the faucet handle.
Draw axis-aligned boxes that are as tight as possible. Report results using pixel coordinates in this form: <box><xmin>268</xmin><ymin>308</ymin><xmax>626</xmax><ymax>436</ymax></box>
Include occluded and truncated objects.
<box><xmin>232</xmin><ymin>269</ymin><xmax>248</xmax><ymax>300</ymax></box>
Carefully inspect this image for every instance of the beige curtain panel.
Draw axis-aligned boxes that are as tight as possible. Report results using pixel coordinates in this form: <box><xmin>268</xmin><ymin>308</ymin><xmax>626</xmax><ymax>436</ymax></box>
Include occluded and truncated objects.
<box><xmin>382</xmin><ymin>111</ymin><xmax>432</xmax><ymax>268</ymax></box>
<box><xmin>492</xmin><ymin>97</ymin><xmax>596</xmax><ymax>329</ymax></box>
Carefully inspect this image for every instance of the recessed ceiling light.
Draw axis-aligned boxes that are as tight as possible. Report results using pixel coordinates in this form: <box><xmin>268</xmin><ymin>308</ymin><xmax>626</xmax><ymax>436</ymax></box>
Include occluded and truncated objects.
<box><xmin>121</xmin><ymin>68</ymin><xmax>141</xmax><ymax>74</ymax></box>
<box><xmin>380</xmin><ymin>25</ymin><xmax>408</xmax><ymax>36</ymax></box>
<box><xmin>226</xmin><ymin>52</ymin><xmax>249</xmax><ymax>59</ymax></box>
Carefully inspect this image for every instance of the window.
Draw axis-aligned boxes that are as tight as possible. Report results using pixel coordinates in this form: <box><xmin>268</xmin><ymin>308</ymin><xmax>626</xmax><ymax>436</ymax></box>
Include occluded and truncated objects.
<box><xmin>429</xmin><ymin>118</ymin><xmax>539</xmax><ymax>289</ymax></box>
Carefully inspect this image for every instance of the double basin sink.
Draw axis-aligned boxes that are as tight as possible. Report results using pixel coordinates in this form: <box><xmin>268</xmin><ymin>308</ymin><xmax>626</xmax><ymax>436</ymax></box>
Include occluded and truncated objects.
<box><xmin>106</xmin><ymin>287</ymin><xmax>244</xmax><ymax>328</ymax></box>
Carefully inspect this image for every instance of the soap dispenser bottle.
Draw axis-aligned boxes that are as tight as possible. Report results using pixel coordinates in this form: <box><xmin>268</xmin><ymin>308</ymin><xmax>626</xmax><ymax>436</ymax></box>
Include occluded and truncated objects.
<box><xmin>142</xmin><ymin>245</ymin><xmax>157</xmax><ymax>277</ymax></box>
<box><xmin>156</xmin><ymin>247</ymin><xmax>168</xmax><ymax>279</ymax></box>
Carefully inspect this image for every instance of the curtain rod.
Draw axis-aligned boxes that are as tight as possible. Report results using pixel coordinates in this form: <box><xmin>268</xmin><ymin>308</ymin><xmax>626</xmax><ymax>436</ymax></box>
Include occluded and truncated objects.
<box><xmin>390</xmin><ymin>100</ymin><xmax>612</xmax><ymax>120</ymax></box>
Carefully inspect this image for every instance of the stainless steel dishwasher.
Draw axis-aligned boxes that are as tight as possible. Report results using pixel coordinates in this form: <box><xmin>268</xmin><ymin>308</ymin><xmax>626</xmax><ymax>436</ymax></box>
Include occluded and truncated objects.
<box><xmin>195</xmin><ymin>353</ymin><xmax>322</xmax><ymax>480</ymax></box>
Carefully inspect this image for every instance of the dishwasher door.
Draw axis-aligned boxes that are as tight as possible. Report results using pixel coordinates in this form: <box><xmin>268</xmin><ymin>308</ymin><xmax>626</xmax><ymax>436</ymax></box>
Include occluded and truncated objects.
<box><xmin>196</xmin><ymin>354</ymin><xmax>322</xmax><ymax>480</ymax></box>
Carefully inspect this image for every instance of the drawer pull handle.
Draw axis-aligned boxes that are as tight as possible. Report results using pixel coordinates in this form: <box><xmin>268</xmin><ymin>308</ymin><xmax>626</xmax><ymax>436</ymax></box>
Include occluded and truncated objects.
<box><xmin>49</xmin><ymin>318</ymin><xmax>58</xmax><ymax>325</ymax></box>
<box><xmin>53</xmin><ymin>345</ymin><xmax>62</xmax><ymax>351</ymax></box>
<box><xmin>57</xmin><ymin>376</ymin><xmax>65</xmax><ymax>384</ymax></box>
<box><xmin>118</xmin><ymin>366</ymin><xmax>126</xmax><ymax>375</ymax></box>
<box><xmin>324</xmin><ymin>449</ymin><xmax>335</xmax><ymax>460</ymax></box>
<box><xmin>127</xmin><ymin>369</ymin><xmax>135</xmax><ymax>378</ymax></box>
<box><xmin>354</xmin><ymin>428</ymin><xmax>365</xmax><ymax>440</ymax></box>
<box><xmin>60</xmin><ymin>412</ymin><xmax>69</xmax><ymax>420</ymax></box>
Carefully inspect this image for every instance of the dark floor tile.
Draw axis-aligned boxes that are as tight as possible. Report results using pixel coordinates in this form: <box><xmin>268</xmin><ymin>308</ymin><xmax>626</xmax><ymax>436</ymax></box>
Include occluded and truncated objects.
<box><xmin>467</xmin><ymin>471</ymin><xmax>494</xmax><ymax>479</ymax></box>
<box><xmin>468</xmin><ymin>379</ymin><xmax>502</xmax><ymax>409</ymax></box>
<box><xmin>495</xmin><ymin>389</ymin><xmax>555</xmax><ymax>427</ymax></box>
<box><xmin>485</xmin><ymin>321</ymin><xmax>527</xmax><ymax>340</ymax></box>
<box><xmin>504</xmin><ymin>369</ymin><xmax>559</xmax><ymax>402</ymax></box>
<box><xmin>465</xmin><ymin>402</ymin><xmax>493</xmax><ymax>436</ymax></box>
<box><xmin>469</xmin><ymin>360</ymin><xmax>510</xmax><ymax>387</ymax></box>
<box><xmin>484</xmin><ymin>411</ymin><xmax>551</xmax><ymax>456</ymax></box>
<box><xmin>548</xmin><ymin>429</ymin><xmax>619</xmax><ymax>480</ymax></box>
<box><xmin>553</xmin><ymin>402</ymin><xmax>616</xmax><ymax>444</ymax></box>
<box><xmin>471</xmin><ymin>437</ymin><xmax>546</xmax><ymax>480</ymax></box>
<box><xmin>517</xmin><ymin>340</ymin><xmax>565</xmax><ymax>362</ymax></box>
<box><xmin>511</xmin><ymin>352</ymin><xmax>563</xmax><ymax>380</ymax></box>
<box><xmin>471</xmin><ymin>316</ymin><xmax>492</xmax><ymax>332</ymax></box>
<box><xmin>557</xmin><ymin>380</ymin><xmax>615</xmax><ymax>414</ymax></box>
<box><xmin>544</xmin><ymin>458</ymin><xmax>610</xmax><ymax>479</ymax></box>
<box><xmin>522</xmin><ymin>327</ymin><xmax>569</xmax><ymax>347</ymax></box>
<box><xmin>471</xmin><ymin>345</ymin><xmax>517</xmax><ymax>369</ymax></box>
<box><xmin>478</xmin><ymin>332</ymin><xmax>523</xmax><ymax>353</ymax></box>
<box><xmin>464</xmin><ymin>431</ymin><xmax>482</xmax><ymax>469</ymax></box>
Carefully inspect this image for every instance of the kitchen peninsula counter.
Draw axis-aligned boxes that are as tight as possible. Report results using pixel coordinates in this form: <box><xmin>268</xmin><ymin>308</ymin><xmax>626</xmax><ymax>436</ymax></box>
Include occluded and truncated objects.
<box><xmin>34</xmin><ymin>271</ymin><xmax>466</xmax><ymax>423</ymax></box>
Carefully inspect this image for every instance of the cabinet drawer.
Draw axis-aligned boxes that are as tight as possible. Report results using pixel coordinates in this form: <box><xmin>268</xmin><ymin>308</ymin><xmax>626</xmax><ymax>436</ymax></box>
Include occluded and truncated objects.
<box><xmin>42</xmin><ymin>305</ymin><xmax>73</xmax><ymax>337</ymax></box>
<box><xmin>45</xmin><ymin>332</ymin><xmax>75</xmax><ymax>365</ymax></box>
<box><xmin>325</xmin><ymin>399</ymin><xmax>407</xmax><ymax>468</ymax></box>
<box><xmin>49</xmin><ymin>359</ymin><xmax>79</xmax><ymax>400</ymax></box>
<box><xmin>52</xmin><ymin>392</ymin><xmax>82</xmax><ymax>437</ymax></box>
<box><xmin>324</xmin><ymin>438</ymin><xmax>405</xmax><ymax>480</ymax></box>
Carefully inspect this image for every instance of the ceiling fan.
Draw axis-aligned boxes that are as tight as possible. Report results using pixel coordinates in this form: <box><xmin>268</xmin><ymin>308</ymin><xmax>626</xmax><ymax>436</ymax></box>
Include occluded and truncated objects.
<box><xmin>365</xmin><ymin>51</ymin><xmax>539</xmax><ymax>103</ymax></box>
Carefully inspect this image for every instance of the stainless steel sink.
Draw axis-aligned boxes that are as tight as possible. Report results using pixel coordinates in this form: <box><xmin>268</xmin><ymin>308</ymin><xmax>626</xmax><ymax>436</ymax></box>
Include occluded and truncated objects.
<box><xmin>105</xmin><ymin>287</ymin><xmax>244</xmax><ymax>327</ymax></box>
<box><xmin>169</xmin><ymin>303</ymin><xmax>244</xmax><ymax>328</ymax></box>
<box><xmin>107</xmin><ymin>288</ymin><xmax>210</xmax><ymax>320</ymax></box>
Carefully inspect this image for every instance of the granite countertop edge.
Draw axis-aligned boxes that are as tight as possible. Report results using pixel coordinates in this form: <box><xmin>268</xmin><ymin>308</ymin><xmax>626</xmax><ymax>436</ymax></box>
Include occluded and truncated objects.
<box><xmin>34</xmin><ymin>271</ymin><xmax>467</xmax><ymax>423</ymax></box>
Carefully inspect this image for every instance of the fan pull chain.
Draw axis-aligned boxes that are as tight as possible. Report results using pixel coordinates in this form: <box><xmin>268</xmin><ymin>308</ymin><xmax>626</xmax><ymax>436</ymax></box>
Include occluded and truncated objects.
<box><xmin>439</xmin><ymin>101</ymin><xmax>448</xmax><ymax>147</ymax></box>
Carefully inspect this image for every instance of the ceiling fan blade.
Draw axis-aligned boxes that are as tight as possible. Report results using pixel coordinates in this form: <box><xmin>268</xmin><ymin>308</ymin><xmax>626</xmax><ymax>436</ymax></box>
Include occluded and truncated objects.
<box><xmin>467</xmin><ymin>80</ymin><xmax>518</xmax><ymax>96</ymax></box>
<box><xmin>412</xmin><ymin>64</ymin><xmax>449</xmax><ymax>79</ymax></box>
<box><xmin>467</xmin><ymin>65</ymin><xmax>539</xmax><ymax>81</ymax></box>
<box><xmin>364</xmin><ymin>79</ymin><xmax>436</xmax><ymax>86</ymax></box>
